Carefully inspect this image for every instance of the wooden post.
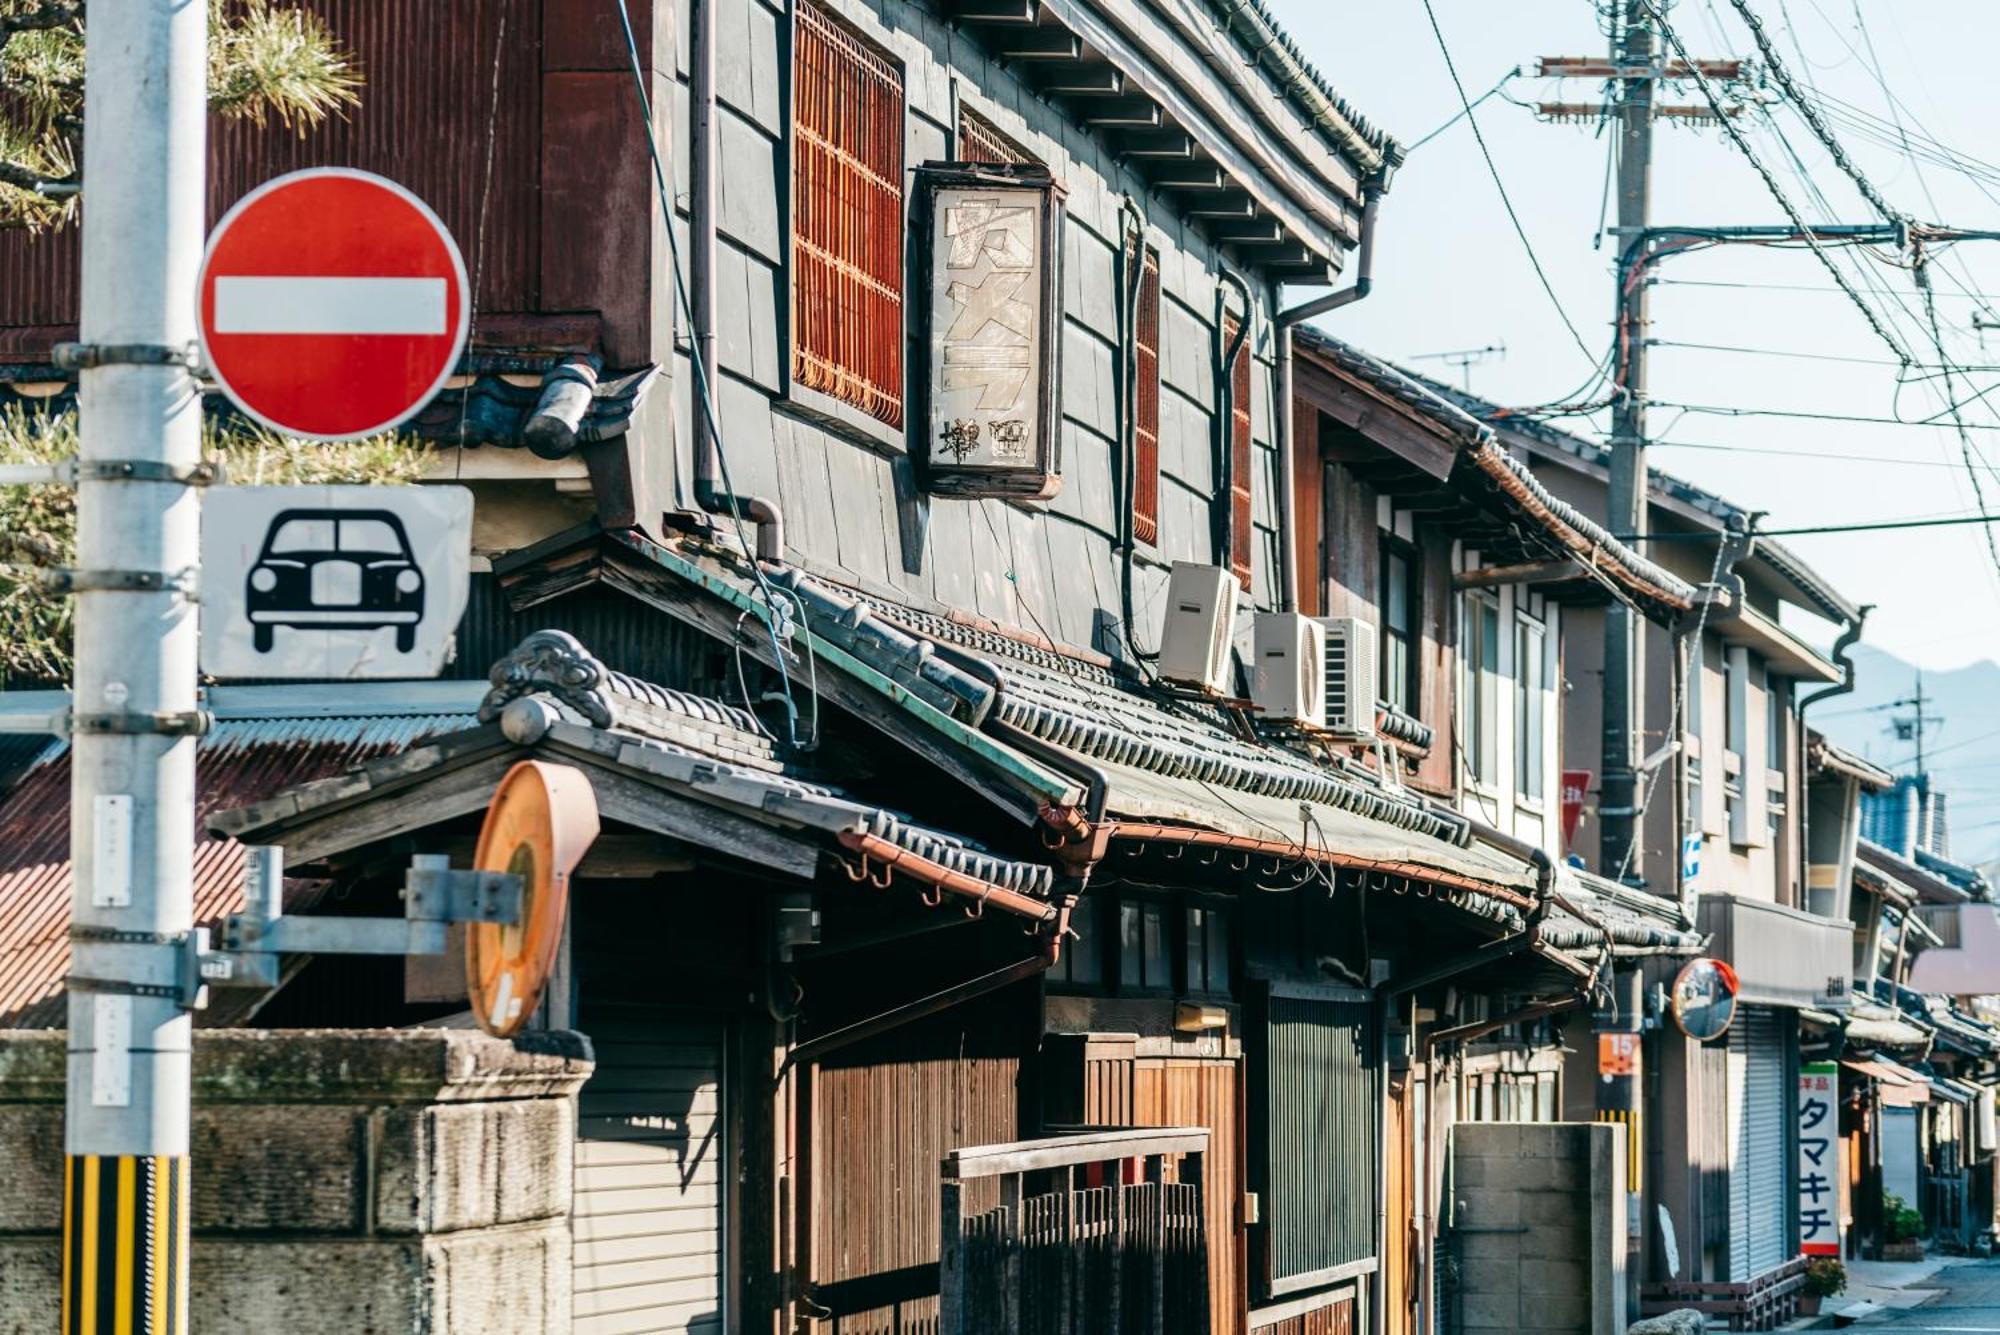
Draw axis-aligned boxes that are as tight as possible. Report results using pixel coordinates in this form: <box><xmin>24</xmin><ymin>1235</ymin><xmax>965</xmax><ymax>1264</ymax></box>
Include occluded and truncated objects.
<box><xmin>939</xmin><ymin>1179</ymin><xmax>965</xmax><ymax>1335</ymax></box>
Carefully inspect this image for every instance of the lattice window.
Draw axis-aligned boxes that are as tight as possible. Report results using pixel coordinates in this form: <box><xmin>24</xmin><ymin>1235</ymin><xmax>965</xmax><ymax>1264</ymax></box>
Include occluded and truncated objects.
<box><xmin>1133</xmin><ymin>242</ymin><xmax>1161</xmax><ymax>547</ymax></box>
<box><xmin>957</xmin><ymin>104</ymin><xmax>1033</xmax><ymax>166</ymax></box>
<box><xmin>792</xmin><ymin>1</ymin><xmax>905</xmax><ymax>428</ymax></box>
<box><xmin>1225</xmin><ymin>317</ymin><xmax>1253</xmax><ymax>591</ymax></box>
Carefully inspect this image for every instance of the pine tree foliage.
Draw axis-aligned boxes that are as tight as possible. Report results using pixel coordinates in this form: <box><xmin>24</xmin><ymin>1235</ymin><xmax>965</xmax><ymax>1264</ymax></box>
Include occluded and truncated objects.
<box><xmin>0</xmin><ymin>404</ymin><xmax>426</xmax><ymax>683</ymax></box>
<box><xmin>0</xmin><ymin>0</ymin><xmax>360</xmax><ymax>228</ymax></box>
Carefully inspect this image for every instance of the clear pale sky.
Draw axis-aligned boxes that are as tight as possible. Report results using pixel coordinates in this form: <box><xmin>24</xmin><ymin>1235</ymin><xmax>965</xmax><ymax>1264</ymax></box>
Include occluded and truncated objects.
<box><xmin>1268</xmin><ymin>0</ymin><xmax>2000</xmax><ymax>671</ymax></box>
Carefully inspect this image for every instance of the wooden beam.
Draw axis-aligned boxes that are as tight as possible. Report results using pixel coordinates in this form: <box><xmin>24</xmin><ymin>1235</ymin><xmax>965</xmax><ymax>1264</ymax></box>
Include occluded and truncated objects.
<box><xmin>1036</xmin><ymin>62</ymin><xmax>1122</xmax><ymax>94</ymax></box>
<box><xmin>1212</xmin><ymin>220</ymin><xmax>1286</xmax><ymax>244</ymax></box>
<box><xmin>995</xmin><ymin>26</ymin><xmax>1082</xmax><ymax>59</ymax></box>
<box><xmin>950</xmin><ymin>0</ymin><xmax>1038</xmax><ymax>23</ymax></box>
<box><xmin>1146</xmin><ymin>162</ymin><xmax>1227</xmax><ymax>191</ymax></box>
<box><xmin>1115</xmin><ymin>129</ymin><xmax>1194</xmax><ymax>159</ymax></box>
<box><xmin>1077</xmin><ymin>94</ymin><xmax>1162</xmax><ymax>128</ymax></box>
<box><xmin>1454</xmin><ymin>559</ymin><xmax>1587</xmax><ymax>590</ymax></box>
<box><xmin>1185</xmin><ymin>197</ymin><xmax>1259</xmax><ymax>221</ymax></box>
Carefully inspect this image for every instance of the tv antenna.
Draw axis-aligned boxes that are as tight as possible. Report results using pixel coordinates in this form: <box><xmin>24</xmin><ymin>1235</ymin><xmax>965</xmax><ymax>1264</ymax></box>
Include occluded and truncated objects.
<box><xmin>1409</xmin><ymin>341</ymin><xmax>1507</xmax><ymax>391</ymax></box>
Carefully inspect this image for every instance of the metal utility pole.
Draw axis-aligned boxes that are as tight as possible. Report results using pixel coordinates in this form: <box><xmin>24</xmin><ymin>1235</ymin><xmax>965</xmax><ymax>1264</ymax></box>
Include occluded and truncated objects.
<box><xmin>1601</xmin><ymin>0</ymin><xmax>1656</xmax><ymax>885</ymax></box>
<box><xmin>63</xmin><ymin>0</ymin><xmax>207</xmax><ymax>1328</ymax></box>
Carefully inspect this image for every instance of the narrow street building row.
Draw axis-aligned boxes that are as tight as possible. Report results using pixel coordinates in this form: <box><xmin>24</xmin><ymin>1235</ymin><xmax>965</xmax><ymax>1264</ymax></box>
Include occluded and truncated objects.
<box><xmin>0</xmin><ymin>0</ymin><xmax>1995</xmax><ymax>1332</ymax></box>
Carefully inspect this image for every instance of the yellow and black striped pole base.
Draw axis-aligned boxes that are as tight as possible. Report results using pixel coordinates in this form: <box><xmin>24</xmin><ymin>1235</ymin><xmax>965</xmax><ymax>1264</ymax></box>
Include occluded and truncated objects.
<box><xmin>62</xmin><ymin>1155</ymin><xmax>187</xmax><ymax>1335</ymax></box>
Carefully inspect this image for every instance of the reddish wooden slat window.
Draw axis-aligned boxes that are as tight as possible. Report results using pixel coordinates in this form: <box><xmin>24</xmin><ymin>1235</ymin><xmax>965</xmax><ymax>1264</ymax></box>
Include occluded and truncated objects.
<box><xmin>1133</xmin><ymin>243</ymin><xmax>1162</xmax><ymax>547</ymax></box>
<box><xmin>792</xmin><ymin>1</ymin><xmax>905</xmax><ymax>429</ymax></box>
<box><xmin>1225</xmin><ymin>316</ymin><xmax>1254</xmax><ymax>591</ymax></box>
<box><xmin>957</xmin><ymin>105</ymin><xmax>1032</xmax><ymax>166</ymax></box>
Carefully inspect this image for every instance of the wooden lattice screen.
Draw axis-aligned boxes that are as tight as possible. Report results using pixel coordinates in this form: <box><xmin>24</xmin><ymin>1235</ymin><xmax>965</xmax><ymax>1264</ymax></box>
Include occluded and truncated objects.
<box><xmin>793</xmin><ymin>0</ymin><xmax>905</xmax><ymax>428</ymax></box>
<box><xmin>1226</xmin><ymin>318</ymin><xmax>1253</xmax><ymax>590</ymax></box>
<box><xmin>959</xmin><ymin>105</ymin><xmax>1034</xmax><ymax>166</ymax></box>
<box><xmin>1133</xmin><ymin>243</ymin><xmax>1162</xmax><ymax>547</ymax></box>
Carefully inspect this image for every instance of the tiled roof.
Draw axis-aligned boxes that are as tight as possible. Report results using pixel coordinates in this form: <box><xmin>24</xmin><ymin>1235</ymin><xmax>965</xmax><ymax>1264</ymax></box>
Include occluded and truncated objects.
<box><xmin>0</xmin><ymin>705</ymin><xmax>477</xmax><ymax>1028</ymax></box>
<box><xmin>1293</xmin><ymin>329</ymin><xmax>1696</xmax><ymax>615</ymax></box>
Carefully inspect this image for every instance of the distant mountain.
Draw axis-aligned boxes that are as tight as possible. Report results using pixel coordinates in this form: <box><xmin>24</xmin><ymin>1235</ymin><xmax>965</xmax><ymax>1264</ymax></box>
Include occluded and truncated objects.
<box><xmin>1812</xmin><ymin>644</ymin><xmax>2000</xmax><ymax>865</ymax></box>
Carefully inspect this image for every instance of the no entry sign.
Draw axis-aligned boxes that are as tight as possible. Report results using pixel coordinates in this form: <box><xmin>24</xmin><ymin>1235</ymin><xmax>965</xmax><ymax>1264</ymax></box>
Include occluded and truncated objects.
<box><xmin>198</xmin><ymin>168</ymin><xmax>469</xmax><ymax>440</ymax></box>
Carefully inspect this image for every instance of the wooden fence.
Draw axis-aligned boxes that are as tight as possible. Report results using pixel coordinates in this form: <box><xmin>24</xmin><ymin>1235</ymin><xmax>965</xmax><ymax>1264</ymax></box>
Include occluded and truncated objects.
<box><xmin>939</xmin><ymin>1128</ymin><xmax>1212</xmax><ymax>1335</ymax></box>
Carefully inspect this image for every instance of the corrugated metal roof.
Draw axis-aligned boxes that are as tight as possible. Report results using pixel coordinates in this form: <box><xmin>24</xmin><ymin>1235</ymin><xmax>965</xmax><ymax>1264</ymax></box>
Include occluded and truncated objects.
<box><xmin>0</xmin><ymin>711</ymin><xmax>472</xmax><ymax>1028</ymax></box>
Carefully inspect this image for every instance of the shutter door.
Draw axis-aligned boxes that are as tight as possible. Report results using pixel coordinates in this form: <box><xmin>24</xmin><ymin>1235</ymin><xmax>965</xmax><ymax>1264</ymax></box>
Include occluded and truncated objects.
<box><xmin>1726</xmin><ymin>1006</ymin><xmax>1788</xmax><ymax>1281</ymax></box>
<box><xmin>574</xmin><ymin>1002</ymin><xmax>726</xmax><ymax>1334</ymax></box>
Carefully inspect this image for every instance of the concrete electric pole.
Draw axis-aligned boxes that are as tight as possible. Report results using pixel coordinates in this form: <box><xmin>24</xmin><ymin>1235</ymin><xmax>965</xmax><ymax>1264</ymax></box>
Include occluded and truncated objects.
<box><xmin>62</xmin><ymin>0</ymin><xmax>208</xmax><ymax>1328</ymax></box>
<box><xmin>1600</xmin><ymin>0</ymin><xmax>1656</xmax><ymax>887</ymax></box>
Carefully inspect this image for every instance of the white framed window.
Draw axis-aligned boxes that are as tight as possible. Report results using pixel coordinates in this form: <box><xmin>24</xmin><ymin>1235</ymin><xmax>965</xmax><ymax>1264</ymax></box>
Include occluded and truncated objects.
<box><xmin>1464</xmin><ymin>590</ymin><xmax>1501</xmax><ymax>787</ymax></box>
<box><xmin>1515</xmin><ymin>612</ymin><xmax>1548</xmax><ymax>803</ymax></box>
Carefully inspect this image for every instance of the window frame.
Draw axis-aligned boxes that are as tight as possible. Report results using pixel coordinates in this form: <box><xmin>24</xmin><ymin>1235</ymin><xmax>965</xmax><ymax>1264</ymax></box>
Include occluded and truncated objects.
<box><xmin>1131</xmin><ymin>239</ymin><xmax>1162</xmax><ymax>548</ymax></box>
<box><xmin>1463</xmin><ymin>588</ymin><xmax>1503</xmax><ymax>790</ymax></box>
<box><xmin>1045</xmin><ymin>889</ymin><xmax>1236</xmax><ymax>1000</ymax></box>
<box><xmin>786</xmin><ymin>0</ymin><xmax>910</xmax><ymax>442</ymax></box>
<box><xmin>1378</xmin><ymin>533</ymin><xmax>1420</xmax><ymax>717</ymax></box>
<box><xmin>1222</xmin><ymin>315</ymin><xmax>1254</xmax><ymax>592</ymax></box>
<box><xmin>955</xmin><ymin>102</ymin><xmax>1033</xmax><ymax>166</ymax></box>
<box><xmin>1515</xmin><ymin>609</ymin><xmax>1548</xmax><ymax>806</ymax></box>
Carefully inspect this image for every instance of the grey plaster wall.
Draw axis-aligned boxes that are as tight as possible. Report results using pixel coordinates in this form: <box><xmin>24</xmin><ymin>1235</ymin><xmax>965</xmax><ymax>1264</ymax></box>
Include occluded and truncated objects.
<box><xmin>0</xmin><ymin>1028</ymin><xmax>592</xmax><ymax>1335</ymax></box>
<box><xmin>1450</xmin><ymin>1120</ymin><xmax>1628</xmax><ymax>1335</ymax></box>
<box><xmin>670</xmin><ymin>0</ymin><xmax>1285</xmax><ymax>659</ymax></box>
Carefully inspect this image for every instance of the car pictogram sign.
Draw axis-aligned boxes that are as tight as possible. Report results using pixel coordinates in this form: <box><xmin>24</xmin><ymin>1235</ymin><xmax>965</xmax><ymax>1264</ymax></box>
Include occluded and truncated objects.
<box><xmin>197</xmin><ymin>168</ymin><xmax>470</xmax><ymax>440</ymax></box>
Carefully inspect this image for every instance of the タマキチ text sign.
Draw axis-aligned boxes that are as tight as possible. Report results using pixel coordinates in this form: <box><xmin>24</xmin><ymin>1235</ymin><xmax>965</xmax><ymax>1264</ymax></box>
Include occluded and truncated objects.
<box><xmin>200</xmin><ymin>485</ymin><xmax>473</xmax><ymax>680</ymax></box>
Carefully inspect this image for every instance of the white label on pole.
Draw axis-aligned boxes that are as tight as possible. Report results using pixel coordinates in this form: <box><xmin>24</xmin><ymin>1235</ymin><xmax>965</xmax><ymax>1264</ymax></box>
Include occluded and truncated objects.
<box><xmin>91</xmin><ymin>794</ymin><xmax>133</xmax><ymax>908</ymax></box>
<box><xmin>91</xmin><ymin>993</ymin><xmax>132</xmax><ymax>1108</ymax></box>
<box><xmin>199</xmin><ymin>485</ymin><xmax>474</xmax><ymax>680</ymax></box>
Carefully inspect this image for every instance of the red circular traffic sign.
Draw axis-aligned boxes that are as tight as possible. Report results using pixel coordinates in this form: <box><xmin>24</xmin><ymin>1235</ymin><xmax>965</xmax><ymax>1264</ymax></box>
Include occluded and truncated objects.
<box><xmin>197</xmin><ymin>168</ymin><xmax>469</xmax><ymax>440</ymax></box>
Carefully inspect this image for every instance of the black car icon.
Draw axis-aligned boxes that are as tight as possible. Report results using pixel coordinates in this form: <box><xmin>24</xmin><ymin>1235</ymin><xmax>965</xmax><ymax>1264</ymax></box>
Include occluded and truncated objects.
<box><xmin>246</xmin><ymin>509</ymin><xmax>425</xmax><ymax>653</ymax></box>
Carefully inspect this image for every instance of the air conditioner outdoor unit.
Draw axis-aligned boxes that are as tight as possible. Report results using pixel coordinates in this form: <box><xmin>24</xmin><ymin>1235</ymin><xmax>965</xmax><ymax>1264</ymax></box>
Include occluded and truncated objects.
<box><xmin>1317</xmin><ymin>616</ymin><xmax>1379</xmax><ymax>739</ymax></box>
<box><xmin>1159</xmin><ymin>562</ymin><xmax>1238</xmax><ymax>693</ymax></box>
<box><xmin>1251</xmin><ymin>613</ymin><xmax>1326</xmax><ymax>729</ymax></box>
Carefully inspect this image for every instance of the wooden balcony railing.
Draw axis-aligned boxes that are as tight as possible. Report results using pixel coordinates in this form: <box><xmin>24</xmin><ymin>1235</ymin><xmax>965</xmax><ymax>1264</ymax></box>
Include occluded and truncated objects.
<box><xmin>939</xmin><ymin>1127</ymin><xmax>1212</xmax><ymax>1335</ymax></box>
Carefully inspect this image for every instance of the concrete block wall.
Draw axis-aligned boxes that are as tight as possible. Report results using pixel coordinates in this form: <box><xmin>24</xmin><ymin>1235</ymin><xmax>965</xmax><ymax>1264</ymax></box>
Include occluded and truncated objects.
<box><xmin>1450</xmin><ymin>1121</ymin><xmax>1628</xmax><ymax>1335</ymax></box>
<box><xmin>0</xmin><ymin>1027</ymin><xmax>591</xmax><ymax>1334</ymax></box>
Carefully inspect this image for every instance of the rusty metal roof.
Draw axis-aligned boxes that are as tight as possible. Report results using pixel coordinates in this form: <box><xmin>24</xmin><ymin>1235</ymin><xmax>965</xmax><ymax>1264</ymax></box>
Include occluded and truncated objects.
<box><xmin>0</xmin><ymin>710</ymin><xmax>473</xmax><ymax>1028</ymax></box>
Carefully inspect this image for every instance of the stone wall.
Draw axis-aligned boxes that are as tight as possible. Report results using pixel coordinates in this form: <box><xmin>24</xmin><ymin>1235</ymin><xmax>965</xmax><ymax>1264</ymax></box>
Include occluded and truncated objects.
<box><xmin>0</xmin><ymin>1027</ymin><xmax>591</xmax><ymax>1334</ymax></box>
<box><xmin>1450</xmin><ymin>1121</ymin><xmax>1628</xmax><ymax>1335</ymax></box>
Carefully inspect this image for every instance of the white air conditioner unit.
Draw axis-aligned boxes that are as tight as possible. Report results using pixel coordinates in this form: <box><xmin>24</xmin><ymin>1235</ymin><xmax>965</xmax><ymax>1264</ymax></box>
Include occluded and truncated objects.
<box><xmin>1317</xmin><ymin>616</ymin><xmax>1379</xmax><ymax>739</ymax></box>
<box><xmin>1251</xmin><ymin>613</ymin><xmax>1326</xmax><ymax>729</ymax></box>
<box><xmin>1159</xmin><ymin>562</ymin><xmax>1239</xmax><ymax>693</ymax></box>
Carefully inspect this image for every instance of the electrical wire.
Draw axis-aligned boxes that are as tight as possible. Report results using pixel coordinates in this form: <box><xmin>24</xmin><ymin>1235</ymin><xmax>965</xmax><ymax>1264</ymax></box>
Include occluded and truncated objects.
<box><xmin>1406</xmin><ymin>67</ymin><xmax>1522</xmax><ymax>153</ymax></box>
<box><xmin>1651</xmin><ymin>400</ymin><xmax>2000</xmax><ymax>431</ymax></box>
<box><xmin>1648</xmin><ymin>338</ymin><xmax>2000</xmax><ymax>372</ymax></box>
<box><xmin>1726</xmin><ymin>0</ymin><xmax>1902</xmax><ymax>226</ymax></box>
<box><xmin>1417</xmin><ymin>0</ymin><xmax>1603</xmax><ymax>373</ymax></box>
<box><xmin>1639</xmin><ymin>0</ymin><xmax>1914</xmax><ymax>365</ymax></box>
<box><xmin>1616</xmin><ymin>511</ymin><xmax>2000</xmax><ymax>541</ymax></box>
<box><xmin>1647</xmin><ymin>439</ymin><xmax>1980</xmax><ymax>470</ymax></box>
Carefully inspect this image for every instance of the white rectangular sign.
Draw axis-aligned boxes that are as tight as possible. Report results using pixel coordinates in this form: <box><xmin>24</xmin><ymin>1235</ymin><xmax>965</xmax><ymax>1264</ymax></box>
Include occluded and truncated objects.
<box><xmin>1798</xmin><ymin>1061</ymin><xmax>1841</xmax><ymax>1257</ymax></box>
<box><xmin>929</xmin><ymin>184</ymin><xmax>1048</xmax><ymax>471</ymax></box>
<box><xmin>200</xmin><ymin>485</ymin><xmax>474</xmax><ymax>680</ymax></box>
<box><xmin>91</xmin><ymin>794</ymin><xmax>132</xmax><ymax>908</ymax></box>
<box><xmin>212</xmin><ymin>276</ymin><xmax>449</xmax><ymax>335</ymax></box>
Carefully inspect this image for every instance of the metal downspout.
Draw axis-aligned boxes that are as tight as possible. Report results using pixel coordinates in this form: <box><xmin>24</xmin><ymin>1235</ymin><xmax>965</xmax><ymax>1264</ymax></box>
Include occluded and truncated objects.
<box><xmin>1214</xmin><ymin>267</ymin><xmax>1254</xmax><ymax>581</ymax></box>
<box><xmin>1799</xmin><ymin>604</ymin><xmax>1872</xmax><ymax>910</ymax></box>
<box><xmin>692</xmin><ymin>0</ymin><xmax>784</xmax><ymax>561</ymax></box>
<box><xmin>1276</xmin><ymin>180</ymin><xmax>1384</xmax><ymax>612</ymax></box>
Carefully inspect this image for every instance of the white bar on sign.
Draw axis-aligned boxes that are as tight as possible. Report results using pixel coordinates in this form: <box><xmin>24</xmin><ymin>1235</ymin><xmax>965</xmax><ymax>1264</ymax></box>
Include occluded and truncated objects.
<box><xmin>92</xmin><ymin>994</ymin><xmax>132</xmax><ymax>1108</ymax></box>
<box><xmin>92</xmin><ymin>793</ymin><xmax>132</xmax><ymax>908</ymax></box>
<box><xmin>213</xmin><ymin>276</ymin><xmax>448</xmax><ymax>336</ymax></box>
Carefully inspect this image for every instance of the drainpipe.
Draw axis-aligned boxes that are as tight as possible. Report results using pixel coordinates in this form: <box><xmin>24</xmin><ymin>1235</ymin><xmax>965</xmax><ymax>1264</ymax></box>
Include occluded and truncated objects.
<box><xmin>1799</xmin><ymin>604</ymin><xmax>1872</xmax><ymax>913</ymax></box>
<box><xmin>1214</xmin><ymin>266</ymin><xmax>1253</xmax><ymax>578</ymax></box>
<box><xmin>691</xmin><ymin>0</ymin><xmax>784</xmax><ymax>562</ymax></box>
<box><xmin>1276</xmin><ymin>178</ymin><xmax>1385</xmax><ymax>613</ymax></box>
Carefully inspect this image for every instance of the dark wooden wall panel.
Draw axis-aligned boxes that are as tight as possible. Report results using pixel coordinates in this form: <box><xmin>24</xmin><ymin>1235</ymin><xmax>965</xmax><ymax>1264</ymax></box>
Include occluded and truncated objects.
<box><xmin>0</xmin><ymin>0</ymin><xmax>658</xmax><ymax>362</ymax></box>
<box><xmin>806</xmin><ymin>990</ymin><xmax>1031</xmax><ymax>1334</ymax></box>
